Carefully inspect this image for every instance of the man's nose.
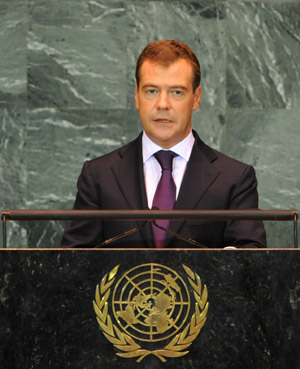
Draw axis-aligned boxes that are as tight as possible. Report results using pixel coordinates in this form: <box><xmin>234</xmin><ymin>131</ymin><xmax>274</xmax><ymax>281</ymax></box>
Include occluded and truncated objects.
<box><xmin>156</xmin><ymin>92</ymin><xmax>171</xmax><ymax>110</ymax></box>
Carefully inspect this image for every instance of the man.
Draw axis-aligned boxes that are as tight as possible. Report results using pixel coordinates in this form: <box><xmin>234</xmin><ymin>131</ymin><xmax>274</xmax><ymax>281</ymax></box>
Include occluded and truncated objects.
<box><xmin>61</xmin><ymin>40</ymin><xmax>266</xmax><ymax>248</ymax></box>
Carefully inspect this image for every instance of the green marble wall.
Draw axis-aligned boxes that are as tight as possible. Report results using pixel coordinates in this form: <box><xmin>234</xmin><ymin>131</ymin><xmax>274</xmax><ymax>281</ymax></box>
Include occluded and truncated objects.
<box><xmin>0</xmin><ymin>0</ymin><xmax>299</xmax><ymax>247</ymax></box>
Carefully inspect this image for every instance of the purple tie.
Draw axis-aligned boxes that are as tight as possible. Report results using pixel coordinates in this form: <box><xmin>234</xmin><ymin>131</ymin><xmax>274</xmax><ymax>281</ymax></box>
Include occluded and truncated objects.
<box><xmin>152</xmin><ymin>150</ymin><xmax>178</xmax><ymax>248</ymax></box>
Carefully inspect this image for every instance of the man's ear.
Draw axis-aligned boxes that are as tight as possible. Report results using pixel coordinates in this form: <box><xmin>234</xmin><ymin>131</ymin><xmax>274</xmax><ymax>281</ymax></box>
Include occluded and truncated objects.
<box><xmin>135</xmin><ymin>84</ymin><xmax>140</xmax><ymax>109</ymax></box>
<box><xmin>192</xmin><ymin>86</ymin><xmax>202</xmax><ymax>111</ymax></box>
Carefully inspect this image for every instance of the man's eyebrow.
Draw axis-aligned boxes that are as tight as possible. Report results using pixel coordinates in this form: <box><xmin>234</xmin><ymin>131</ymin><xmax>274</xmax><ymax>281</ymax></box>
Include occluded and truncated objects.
<box><xmin>141</xmin><ymin>84</ymin><xmax>188</xmax><ymax>90</ymax></box>
<box><xmin>170</xmin><ymin>85</ymin><xmax>188</xmax><ymax>90</ymax></box>
<box><xmin>141</xmin><ymin>84</ymin><xmax>159</xmax><ymax>89</ymax></box>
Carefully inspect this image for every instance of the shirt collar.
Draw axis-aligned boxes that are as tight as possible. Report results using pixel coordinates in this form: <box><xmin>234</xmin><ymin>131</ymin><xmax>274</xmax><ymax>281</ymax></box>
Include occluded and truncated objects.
<box><xmin>142</xmin><ymin>130</ymin><xmax>195</xmax><ymax>163</ymax></box>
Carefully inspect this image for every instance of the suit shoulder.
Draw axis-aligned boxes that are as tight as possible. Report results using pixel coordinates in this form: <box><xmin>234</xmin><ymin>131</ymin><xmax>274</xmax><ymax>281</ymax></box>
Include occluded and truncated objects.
<box><xmin>195</xmin><ymin>134</ymin><xmax>252</xmax><ymax>171</ymax></box>
<box><xmin>84</xmin><ymin>135</ymin><xmax>141</xmax><ymax>169</ymax></box>
<box><xmin>212</xmin><ymin>147</ymin><xmax>252</xmax><ymax>170</ymax></box>
<box><xmin>192</xmin><ymin>133</ymin><xmax>255</xmax><ymax>184</ymax></box>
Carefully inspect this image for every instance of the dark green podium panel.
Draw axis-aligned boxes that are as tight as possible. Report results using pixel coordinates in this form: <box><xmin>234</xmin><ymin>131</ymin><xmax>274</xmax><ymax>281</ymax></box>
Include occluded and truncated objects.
<box><xmin>0</xmin><ymin>249</ymin><xmax>299</xmax><ymax>369</ymax></box>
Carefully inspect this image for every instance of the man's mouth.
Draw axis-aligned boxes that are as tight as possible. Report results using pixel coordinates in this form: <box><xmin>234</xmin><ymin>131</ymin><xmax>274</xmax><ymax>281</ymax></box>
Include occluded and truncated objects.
<box><xmin>154</xmin><ymin>119</ymin><xmax>172</xmax><ymax>123</ymax></box>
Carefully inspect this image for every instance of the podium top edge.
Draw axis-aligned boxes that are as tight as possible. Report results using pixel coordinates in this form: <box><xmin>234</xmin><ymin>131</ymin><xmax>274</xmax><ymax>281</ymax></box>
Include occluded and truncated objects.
<box><xmin>0</xmin><ymin>248</ymin><xmax>298</xmax><ymax>251</ymax></box>
<box><xmin>1</xmin><ymin>209</ymin><xmax>298</xmax><ymax>221</ymax></box>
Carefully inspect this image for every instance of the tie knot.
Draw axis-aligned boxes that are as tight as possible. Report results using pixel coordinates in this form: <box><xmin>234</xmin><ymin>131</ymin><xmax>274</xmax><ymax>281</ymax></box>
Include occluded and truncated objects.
<box><xmin>154</xmin><ymin>150</ymin><xmax>177</xmax><ymax>171</ymax></box>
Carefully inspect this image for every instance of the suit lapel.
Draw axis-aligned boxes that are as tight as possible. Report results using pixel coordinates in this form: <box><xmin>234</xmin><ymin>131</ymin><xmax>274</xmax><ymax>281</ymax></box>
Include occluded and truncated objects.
<box><xmin>165</xmin><ymin>132</ymin><xmax>221</xmax><ymax>247</ymax></box>
<box><xmin>111</xmin><ymin>134</ymin><xmax>153</xmax><ymax>246</ymax></box>
<box><xmin>109</xmin><ymin>131</ymin><xmax>221</xmax><ymax>248</ymax></box>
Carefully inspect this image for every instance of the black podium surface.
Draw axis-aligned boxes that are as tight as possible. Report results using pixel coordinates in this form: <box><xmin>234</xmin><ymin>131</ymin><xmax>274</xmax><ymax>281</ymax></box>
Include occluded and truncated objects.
<box><xmin>0</xmin><ymin>249</ymin><xmax>300</xmax><ymax>369</ymax></box>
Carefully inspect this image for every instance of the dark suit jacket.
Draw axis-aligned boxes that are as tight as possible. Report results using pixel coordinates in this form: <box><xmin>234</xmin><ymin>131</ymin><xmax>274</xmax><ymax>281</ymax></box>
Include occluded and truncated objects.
<box><xmin>61</xmin><ymin>131</ymin><xmax>266</xmax><ymax>248</ymax></box>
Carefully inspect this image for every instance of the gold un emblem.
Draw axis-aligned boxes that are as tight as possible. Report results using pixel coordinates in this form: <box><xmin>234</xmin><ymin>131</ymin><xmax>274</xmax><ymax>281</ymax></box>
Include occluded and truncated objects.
<box><xmin>93</xmin><ymin>263</ymin><xmax>209</xmax><ymax>362</ymax></box>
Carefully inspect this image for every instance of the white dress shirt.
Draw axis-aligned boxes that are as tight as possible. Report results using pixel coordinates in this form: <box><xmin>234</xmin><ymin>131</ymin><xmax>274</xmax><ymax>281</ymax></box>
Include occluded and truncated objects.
<box><xmin>142</xmin><ymin>131</ymin><xmax>195</xmax><ymax>209</ymax></box>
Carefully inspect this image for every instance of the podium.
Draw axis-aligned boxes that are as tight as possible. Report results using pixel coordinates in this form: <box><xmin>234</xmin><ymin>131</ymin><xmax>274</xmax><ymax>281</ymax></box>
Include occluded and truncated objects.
<box><xmin>1</xmin><ymin>209</ymin><xmax>299</xmax><ymax>248</ymax></box>
<box><xmin>1</xmin><ymin>248</ymin><xmax>300</xmax><ymax>369</ymax></box>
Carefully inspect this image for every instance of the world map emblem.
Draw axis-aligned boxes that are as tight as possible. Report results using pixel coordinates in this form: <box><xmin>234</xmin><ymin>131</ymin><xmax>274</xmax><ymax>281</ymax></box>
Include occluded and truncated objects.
<box><xmin>93</xmin><ymin>263</ymin><xmax>209</xmax><ymax>362</ymax></box>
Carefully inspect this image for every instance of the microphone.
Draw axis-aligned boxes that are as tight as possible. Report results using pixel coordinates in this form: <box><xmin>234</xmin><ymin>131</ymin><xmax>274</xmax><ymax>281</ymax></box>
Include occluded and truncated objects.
<box><xmin>151</xmin><ymin>206</ymin><xmax>208</xmax><ymax>248</ymax></box>
<box><xmin>94</xmin><ymin>220</ymin><xmax>148</xmax><ymax>248</ymax></box>
<box><xmin>94</xmin><ymin>207</ymin><xmax>208</xmax><ymax>249</ymax></box>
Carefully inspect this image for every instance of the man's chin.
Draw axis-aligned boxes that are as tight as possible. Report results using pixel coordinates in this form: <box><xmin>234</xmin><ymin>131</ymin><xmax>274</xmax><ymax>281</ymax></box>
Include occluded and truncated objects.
<box><xmin>150</xmin><ymin>133</ymin><xmax>180</xmax><ymax>149</ymax></box>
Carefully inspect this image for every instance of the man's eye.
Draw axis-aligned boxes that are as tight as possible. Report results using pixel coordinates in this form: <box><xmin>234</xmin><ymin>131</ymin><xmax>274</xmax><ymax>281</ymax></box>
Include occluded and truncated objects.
<box><xmin>172</xmin><ymin>90</ymin><xmax>183</xmax><ymax>97</ymax></box>
<box><xmin>146</xmin><ymin>89</ymin><xmax>158</xmax><ymax>95</ymax></box>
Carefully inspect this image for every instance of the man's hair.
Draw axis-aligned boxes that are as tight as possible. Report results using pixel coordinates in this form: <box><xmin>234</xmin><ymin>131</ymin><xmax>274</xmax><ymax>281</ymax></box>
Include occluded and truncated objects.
<box><xmin>135</xmin><ymin>40</ymin><xmax>201</xmax><ymax>92</ymax></box>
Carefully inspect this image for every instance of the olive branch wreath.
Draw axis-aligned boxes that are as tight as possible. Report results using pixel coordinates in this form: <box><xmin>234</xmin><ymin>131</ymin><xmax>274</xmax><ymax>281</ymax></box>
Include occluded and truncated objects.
<box><xmin>93</xmin><ymin>264</ymin><xmax>209</xmax><ymax>363</ymax></box>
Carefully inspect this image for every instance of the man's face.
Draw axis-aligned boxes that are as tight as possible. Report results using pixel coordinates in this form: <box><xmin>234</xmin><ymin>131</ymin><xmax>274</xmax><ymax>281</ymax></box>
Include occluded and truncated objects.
<box><xmin>135</xmin><ymin>58</ymin><xmax>201</xmax><ymax>149</ymax></box>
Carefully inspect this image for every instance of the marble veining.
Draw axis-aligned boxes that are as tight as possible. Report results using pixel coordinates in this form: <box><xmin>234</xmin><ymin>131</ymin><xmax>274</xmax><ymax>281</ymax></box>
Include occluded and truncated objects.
<box><xmin>0</xmin><ymin>1</ymin><xmax>299</xmax><ymax>247</ymax></box>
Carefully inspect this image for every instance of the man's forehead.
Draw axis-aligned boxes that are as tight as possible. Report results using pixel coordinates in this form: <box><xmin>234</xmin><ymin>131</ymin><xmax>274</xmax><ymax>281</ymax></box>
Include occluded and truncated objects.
<box><xmin>140</xmin><ymin>58</ymin><xmax>192</xmax><ymax>70</ymax></box>
<box><xmin>139</xmin><ymin>58</ymin><xmax>194</xmax><ymax>82</ymax></box>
